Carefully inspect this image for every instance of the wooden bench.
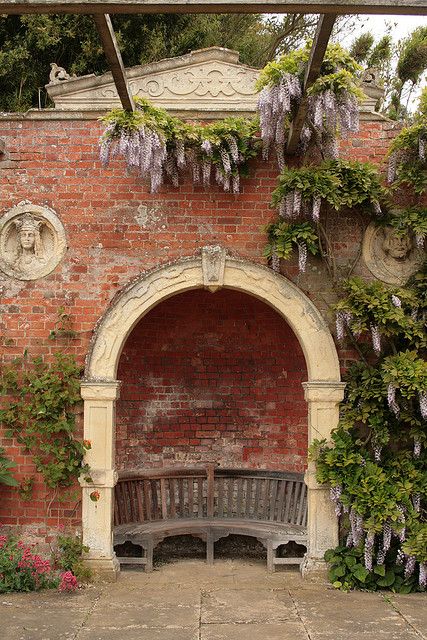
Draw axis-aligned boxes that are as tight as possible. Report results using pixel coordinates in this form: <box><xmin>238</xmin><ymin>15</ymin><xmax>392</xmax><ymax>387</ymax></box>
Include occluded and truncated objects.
<box><xmin>113</xmin><ymin>465</ymin><xmax>307</xmax><ymax>572</ymax></box>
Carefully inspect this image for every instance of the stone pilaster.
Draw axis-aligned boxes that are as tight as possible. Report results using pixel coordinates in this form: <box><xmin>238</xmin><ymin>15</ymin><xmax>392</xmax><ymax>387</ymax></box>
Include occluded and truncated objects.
<box><xmin>301</xmin><ymin>381</ymin><xmax>345</xmax><ymax>581</ymax></box>
<box><xmin>80</xmin><ymin>381</ymin><xmax>121</xmax><ymax>581</ymax></box>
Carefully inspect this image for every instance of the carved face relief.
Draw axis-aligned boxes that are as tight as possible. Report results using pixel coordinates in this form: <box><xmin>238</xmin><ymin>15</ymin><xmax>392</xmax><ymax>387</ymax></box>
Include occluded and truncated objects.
<box><xmin>0</xmin><ymin>203</ymin><xmax>67</xmax><ymax>281</ymax></box>
<box><xmin>363</xmin><ymin>222</ymin><xmax>424</xmax><ymax>285</ymax></box>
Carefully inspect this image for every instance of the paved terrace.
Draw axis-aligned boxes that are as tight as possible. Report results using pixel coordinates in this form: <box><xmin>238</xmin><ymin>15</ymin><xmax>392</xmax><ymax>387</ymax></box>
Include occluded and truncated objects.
<box><xmin>1</xmin><ymin>559</ymin><xmax>426</xmax><ymax>640</ymax></box>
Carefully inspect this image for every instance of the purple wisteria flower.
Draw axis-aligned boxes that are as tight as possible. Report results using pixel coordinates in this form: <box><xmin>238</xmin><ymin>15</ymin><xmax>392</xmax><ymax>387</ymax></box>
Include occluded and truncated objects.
<box><xmin>298</xmin><ymin>243</ymin><xmax>308</xmax><ymax>273</ymax></box>
<box><xmin>364</xmin><ymin>531</ymin><xmax>375</xmax><ymax>571</ymax></box>
<box><xmin>387</xmin><ymin>383</ymin><xmax>400</xmax><ymax>417</ymax></box>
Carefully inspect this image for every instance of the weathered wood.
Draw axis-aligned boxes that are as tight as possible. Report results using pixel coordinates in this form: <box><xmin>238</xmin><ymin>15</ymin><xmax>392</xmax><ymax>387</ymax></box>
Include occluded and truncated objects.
<box><xmin>114</xmin><ymin>467</ymin><xmax>308</xmax><ymax>570</ymax></box>
<box><xmin>160</xmin><ymin>478</ymin><xmax>168</xmax><ymax>519</ymax></box>
<box><xmin>207</xmin><ymin>464</ymin><xmax>215</xmax><ymax>518</ymax></box>
<box><xmin>1</xmin><ymin>0</ymin><xmax>426</xmax><ymax>15</ymax></box>
<box><xmin>286</xmin><ymin>13</ymin><xmax>337</xmax><ymax>154</ymax></box>
<box><xmin>93</xmin><ymin>14</ymin><xmax>135</xmax><ymax>112</ymax></box>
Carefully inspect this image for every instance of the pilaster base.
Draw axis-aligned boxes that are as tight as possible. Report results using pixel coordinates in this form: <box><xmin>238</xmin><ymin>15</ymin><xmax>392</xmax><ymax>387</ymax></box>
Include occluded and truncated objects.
<box><xmin>84</xmin><ymin>554</ymin><xmax>120</xmax><ymax>582</ymax></box>
<box><xmin>300</xmin><ymin>555</ymin><xmax>330</xmax><ymax>583</ymax></box>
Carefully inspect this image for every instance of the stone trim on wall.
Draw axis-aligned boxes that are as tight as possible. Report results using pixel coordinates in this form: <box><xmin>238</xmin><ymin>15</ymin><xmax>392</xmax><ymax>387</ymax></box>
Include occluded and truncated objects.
<box><xmin>81</xmin><ymin>251</ymin><xmax>343</xmax><ymax>580</ymax></box>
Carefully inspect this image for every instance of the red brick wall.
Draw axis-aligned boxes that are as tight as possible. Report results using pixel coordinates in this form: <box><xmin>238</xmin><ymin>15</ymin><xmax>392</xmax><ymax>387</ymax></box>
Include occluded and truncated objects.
<box><xmin>0</xmin><ymin>114</ymin><xmax>395</xmax><ymax>534</ymax></box>
<box><xmin>116</xmin><ymin>289</ymin><xmax>308</xmax><ymax>472</ymax></box>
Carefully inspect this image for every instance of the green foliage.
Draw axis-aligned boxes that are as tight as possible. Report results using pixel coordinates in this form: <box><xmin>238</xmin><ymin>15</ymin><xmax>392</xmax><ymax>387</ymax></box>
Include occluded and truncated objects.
<box><xmin>325</xmin><ymin>545</ymin><xmax>420</xmax><ymax>593</ymax></box>
<box><xmin>402</xmin><ymin>524</ymin><xmax>427</xmax><ymax>564</ymax></box>
<box><xmin>0</xmin><ymin>353</ymin><xmax>89</xmax><ymax>492</ymax></box>
<box><xmin>334</xmin><ymin>277</ymin><xmax>425</xmax><ymax>351</ymax></box>
<box><xmin>0</xmin><ymin>14</ymin><xmax>318</xmax><ymax>112</ymax></box>
<box><xmin>53</xmin><ymin>534</ymin><xmax>92</xmax><ymax>583</ymax></box>
<box><xmin>383</xmin><ymin>207</ymin><xmax>427</xmax><ymax>242</ymax></box>
<box><xmin>256</xmin><ymin>41</ymin><xmax>361</xmax><ymax>91</ymax></box>
<box><xmin>388</xmin><ymin>122</ymin><xmax>427</xmax><ymax>194</ymax></box>
<box><xmin>0</xmin><ymin>446</ymin><xmax>19</xmax><ymax>487</ymax></box>
<box><xmin>271</xmin><ymin>160</ymin><xmax>384</xmax><ymax>213</ymax></box>
<box><xmin>264</xmin><ymin>221</ymin><xmax>319</xmax><ymax>260</ymax></box>
<box><xmin>397</xmin><ymin>27</ymin><xmax>427</xmax><ymax>86</ymax></box>
<box><xmin>101</xmin><ymin>98</ymin><xmax>261</xmax><ymax>183</ymax></box>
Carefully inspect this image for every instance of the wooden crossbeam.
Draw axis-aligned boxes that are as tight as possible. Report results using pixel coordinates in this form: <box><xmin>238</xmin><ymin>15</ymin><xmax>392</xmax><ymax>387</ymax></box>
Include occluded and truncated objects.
<box><xmin>93</xmin><ymin>14</ymin><xmax>135</xmax><ymax>112</ymax></box>
<box><xmin>0</xmin><ymin>0</ymin><xmax>426</xmax><ymax>15</ymax></box>
<box><xmin>286</xmin><ymin>13</ymin><xmax>336</xmax><ymax>155</ymax></box>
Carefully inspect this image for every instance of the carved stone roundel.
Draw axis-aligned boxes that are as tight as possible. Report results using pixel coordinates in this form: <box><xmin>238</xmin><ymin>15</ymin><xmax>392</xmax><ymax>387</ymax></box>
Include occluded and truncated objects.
<box><xmin>0</xmin><ymin>202</ymin><xmax>67</xmax><ymax>281</ymax></box>
<box><xmin>362</xmin><ymin>221</ymin><xmax>424</xmax><ymax>285</ymax></box>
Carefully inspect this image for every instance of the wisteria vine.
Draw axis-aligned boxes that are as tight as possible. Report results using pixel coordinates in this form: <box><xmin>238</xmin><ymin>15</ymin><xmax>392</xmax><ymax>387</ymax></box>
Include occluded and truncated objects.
<box><xmin>99</xmin><ymin>98</ymin><xmax>260</xmax><ymax>193</ymax></box>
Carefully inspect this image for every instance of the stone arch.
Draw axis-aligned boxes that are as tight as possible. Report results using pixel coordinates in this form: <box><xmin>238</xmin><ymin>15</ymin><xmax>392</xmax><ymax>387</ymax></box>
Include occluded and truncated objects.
<box><xmin>80</xmin><ymin>249</ymin><xmax>344</xmax><ymax>579</ymax></box>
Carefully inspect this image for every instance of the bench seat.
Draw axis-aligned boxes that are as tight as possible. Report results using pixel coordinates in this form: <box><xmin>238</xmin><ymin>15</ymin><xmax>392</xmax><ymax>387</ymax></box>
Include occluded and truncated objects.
<box><xmin>113</xmin><ymin>466</ymin><xmax>308</xmax><ymax>571</ymax></box>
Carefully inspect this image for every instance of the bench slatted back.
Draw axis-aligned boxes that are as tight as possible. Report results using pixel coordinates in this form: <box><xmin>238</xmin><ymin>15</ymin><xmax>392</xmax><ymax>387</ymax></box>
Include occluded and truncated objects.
<box><xmin>114</xmin><ymin>467</ymin><xmax>307</xmax><ymax>527</ymax></box>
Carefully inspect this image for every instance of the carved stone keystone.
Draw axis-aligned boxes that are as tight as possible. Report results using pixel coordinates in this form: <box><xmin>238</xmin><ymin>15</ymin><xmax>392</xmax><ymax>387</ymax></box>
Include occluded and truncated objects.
<box><xmin>202</xmin><ymin>245</ymin><xmax>226</xmax><ymax>292</ymax></box>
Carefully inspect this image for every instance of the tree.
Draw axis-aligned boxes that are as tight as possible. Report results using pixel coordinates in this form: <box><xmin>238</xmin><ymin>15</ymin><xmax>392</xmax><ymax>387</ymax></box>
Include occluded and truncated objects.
<box><xmin>0</xmin><ymin>13</ymin><xmax>324</xmax><ymax>112</ymax></box>
<box><xmin>349</xmin><ymin>26</ymin><xmax>427</xmax><ymax>120</ymax></box>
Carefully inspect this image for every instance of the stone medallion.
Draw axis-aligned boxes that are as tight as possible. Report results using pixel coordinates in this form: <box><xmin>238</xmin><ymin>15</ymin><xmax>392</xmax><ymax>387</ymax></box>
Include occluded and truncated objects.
<box><xmin>0</xmin><ymin>202</ymin><xmax>67</xmax><ymax>281</ymax></box>
<box><xmin>362</xmin><ymin>221</ymin><xmax>425</xmax><ymax>285</ymax></box>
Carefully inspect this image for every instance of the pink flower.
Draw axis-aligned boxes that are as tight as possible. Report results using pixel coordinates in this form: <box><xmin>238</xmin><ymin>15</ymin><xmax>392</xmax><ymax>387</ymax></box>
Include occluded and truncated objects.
<box><xmin>90</xmin><ymin>490</ymin><xmax>100</xmax><ymax>502</ymax></box>
<box><xmin>83</xmin><ymin>439</ymin><xmax>92</xmax><ymax>450</ymax></box>
<box><xmin>0</xmin><ymin>535</ymin><xmax>7</xmax><ymax>549</ymax></box>
<box><xmin>59</xmin><ymin>571</ymin><xmax>78</xmax><ymax>592</ymax></box>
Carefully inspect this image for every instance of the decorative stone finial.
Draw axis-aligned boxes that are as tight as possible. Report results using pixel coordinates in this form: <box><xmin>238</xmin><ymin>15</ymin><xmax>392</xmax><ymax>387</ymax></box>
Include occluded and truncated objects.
<box><xmin>49</xmin><ymin>63</ymin><xmax>75</xmax><ymax>85</ymax></box>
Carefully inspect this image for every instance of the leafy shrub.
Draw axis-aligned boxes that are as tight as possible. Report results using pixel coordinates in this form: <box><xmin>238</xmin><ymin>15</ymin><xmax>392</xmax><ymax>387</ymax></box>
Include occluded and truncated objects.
<box><xmin>54</xmin><ymin>534</ymin><xmax>92</xmax><ymax>583</ymax></box>
<box><xmin>325</xmin><ymin>544</ymin><xmax>421</xmax><ymax>593</ymax></box>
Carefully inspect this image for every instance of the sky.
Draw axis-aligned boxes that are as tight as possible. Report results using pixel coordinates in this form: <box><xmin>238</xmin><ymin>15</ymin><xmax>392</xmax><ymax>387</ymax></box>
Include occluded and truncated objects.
<box><xmin>341</xmin><ymin>14</ymin><xmax>427</xmax><ymax>45</ymax></box>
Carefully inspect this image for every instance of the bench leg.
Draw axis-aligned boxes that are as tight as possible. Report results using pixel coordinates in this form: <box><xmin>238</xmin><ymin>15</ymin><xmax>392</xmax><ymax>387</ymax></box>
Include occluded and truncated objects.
<box><xmin>145</xmin><ymin>539</ymin><xmax>154</xmax><ymax>572</ymax></box>
<box><xmin>206</xmin><ymin>531</ymin><xmax>214</xmax><ymax>566</ymax></box>
<box><xmin>267</xmin><ymin>540</ymin><xmax>275</xmax><ymax>573</ymax></box>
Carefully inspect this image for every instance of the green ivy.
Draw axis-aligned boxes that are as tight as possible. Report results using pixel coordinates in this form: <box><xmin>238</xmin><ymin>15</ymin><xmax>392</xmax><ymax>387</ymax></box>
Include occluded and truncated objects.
<box><xmin>0</xmin><ymin>353</ymin><xmax>89</xmax><ymax>492</ymax></box>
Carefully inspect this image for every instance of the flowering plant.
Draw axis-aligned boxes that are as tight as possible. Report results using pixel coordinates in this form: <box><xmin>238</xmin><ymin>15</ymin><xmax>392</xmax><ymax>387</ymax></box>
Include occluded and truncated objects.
<box><xmin>100</xmin><ymin>98</ymin><xmax>260</xmax><ymax>193</ymax></box>
<box><xmin>256</xmin><ymin>42</ymin><xmax>362</xmax><ymax>161</ymax></box>
<box><xmin>0</xmin><ymin>537</ymin><xmax>59</xmax><ymax>592</ymax></box>
<box><xmin>264</xmin><ymin>221</ymin><xmax>319</xmax><ymax>273</ymax></box>
<box><xmin>90</xmin><ymin>490</ymin><xmax>100</xmax><ymax>502</ymax></box>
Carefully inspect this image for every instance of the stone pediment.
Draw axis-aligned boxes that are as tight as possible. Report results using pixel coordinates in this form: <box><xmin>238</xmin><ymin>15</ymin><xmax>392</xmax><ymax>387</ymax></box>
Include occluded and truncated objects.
<box><xmin>46</xmin><ymin>47</ymin><xmax>259</xmax><ymax>118</ymax></box>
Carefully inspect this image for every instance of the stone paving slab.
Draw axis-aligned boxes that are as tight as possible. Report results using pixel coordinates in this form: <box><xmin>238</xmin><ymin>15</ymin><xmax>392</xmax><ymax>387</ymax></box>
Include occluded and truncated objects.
<box><xmin>201</xmin><ymin>588</ymin><xmax>298</xmax><ymax>623</ymax></box>
<box><xmin>0</xmin><ymin>560</ymin><xmax>426</xmax><ymax>640</ymax></box>
<box><xmin>291</xmin><ymin>588</ymin><xmax>422</xmax><ymax>639</ymax></box>
<box><xmin>390</xmin><ymin>594</ymin><xmax>427</xmax><ymax>639</ymax></box>
<box><xmin>200</xmin><ymin>621</ymin><xmax>309</xmax><ymax>640</ymax></box>
<box><xmin>77</xmin><ymin>627</ymin><xmax>200</xmax><ymax>640</ymax></box>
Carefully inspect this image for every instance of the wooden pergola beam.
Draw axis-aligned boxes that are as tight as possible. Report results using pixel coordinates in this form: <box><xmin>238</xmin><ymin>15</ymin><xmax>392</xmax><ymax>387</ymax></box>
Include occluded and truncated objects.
<box><xmin>93</xmin><ymin>14</ymin><xmax>135</xmax><ymax>112</ymax></box>
<box><xmin>0</xmin><ymin>0</ymin><xmax>426</xmax><ymax>14</ymax></box>
<box><xmin>286</xmin><ymin>13</ymin><xmax>336</xmax><ymax>155</ymax></box>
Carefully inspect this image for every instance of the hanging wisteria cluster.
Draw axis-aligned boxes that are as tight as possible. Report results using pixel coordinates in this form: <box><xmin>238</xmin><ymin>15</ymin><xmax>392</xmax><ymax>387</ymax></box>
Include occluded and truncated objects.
<box><xmin>99</xmin><ymin>100</ymin><xmax>259</xmax><ymax>194</ymax></box>
<box><xmin>256</xmin><ymin>43</ymin><xmax>362</xmax><ymax>163</ymax></box>
<box><xmin>304</xmin><ymin>83</ymin><xmax>360</xmax><ymax>156</ymax></box>
<box><xmin>257</xmin><ymin>72</ymin><xmax>301</xmax><ymax>163</ymax></box>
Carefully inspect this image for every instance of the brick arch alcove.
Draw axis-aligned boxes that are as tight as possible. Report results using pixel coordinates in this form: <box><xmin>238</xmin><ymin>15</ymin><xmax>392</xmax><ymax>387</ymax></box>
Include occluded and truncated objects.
<box><xmin>116</xmin><ymin>288</ymin><xmax>308</xmax><ymax>473</ymax></box>
<box><xmin>81</xmin><ymin>250</ymin><xmax>344</xmax><ymax>579</ymax></box>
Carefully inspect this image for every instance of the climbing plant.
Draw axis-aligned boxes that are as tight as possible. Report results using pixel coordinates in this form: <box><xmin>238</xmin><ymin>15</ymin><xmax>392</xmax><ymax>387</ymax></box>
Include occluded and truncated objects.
<box><xmin>99</xmin><ymin>97</ymin><xmax>260</xmax><ymax>193</ymax></box>
<box><xmin>0</xmin><ymin>353</ymin><xmax>89</xmax><ymax>493</ymax></box>
<box><xmin>256</xmin><ymin>42</ymin><xmax>363</xmax><ymax>163</ymax></box>
<box><xmin>306</xmin><ymin>89</ymin><xmax>427</xmax><ymax>590</ymax></box>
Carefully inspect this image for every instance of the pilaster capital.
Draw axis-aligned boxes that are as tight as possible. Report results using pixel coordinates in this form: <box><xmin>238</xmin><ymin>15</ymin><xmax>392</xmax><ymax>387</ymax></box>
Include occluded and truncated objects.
<box><xmin>81</xmin><ymin>380</ymin><xmax>121</xmax><ymax>401</ymax></box>
<box><xmin>79</xmin><ymin>468</ymin><xmax>118</xmax><ymax>488</ymax></box>
<box><xmin>302</xmin><ymin>380</ymin><xmax>345</xmax><ymax>403</ymax></box>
